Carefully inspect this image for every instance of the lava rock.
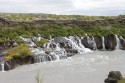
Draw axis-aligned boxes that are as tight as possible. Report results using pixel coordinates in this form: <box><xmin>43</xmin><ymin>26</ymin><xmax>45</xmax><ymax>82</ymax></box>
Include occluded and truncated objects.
<box><xmin>104</xmin><ymin>71</ymin><xmax>123</xmax><ymax>83</ymax></box>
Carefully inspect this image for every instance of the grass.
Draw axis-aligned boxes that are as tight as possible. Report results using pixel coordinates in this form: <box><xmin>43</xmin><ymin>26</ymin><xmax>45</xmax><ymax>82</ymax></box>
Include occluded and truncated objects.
<box><xmin>35</xmin><ymin>72</ymin><xmax>42</xmax><ymax>83</ymax></box>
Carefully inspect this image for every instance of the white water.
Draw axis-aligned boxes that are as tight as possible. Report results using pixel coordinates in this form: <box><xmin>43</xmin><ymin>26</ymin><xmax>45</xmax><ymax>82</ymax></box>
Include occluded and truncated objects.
<box><xmin>1</xmin><ymin>61</ymin><xmax>5</xmax><ymax>72</ymax></box>
<box><xmin>92</xmin><ymin>36</ymin><xmax>97</xmax><ymax>50</ymax></box>
<box><xmin>65</xmin><ymin>36</ymin><xmax>92</xmax><ymax>54</ymax></box>
<box><xmin>0</xmin><ymin>51</ymin><xmax>125</xmax><ymax>83</ymax></box>
<box><xmin>102</xmin><ymin>36</ymin><xmax>105</xmax><ymax>50</ymax></box>
<box><xmin>115</xmin><ymin>35</ymin><xmax>121</xmax><ymax>50</ymax></box>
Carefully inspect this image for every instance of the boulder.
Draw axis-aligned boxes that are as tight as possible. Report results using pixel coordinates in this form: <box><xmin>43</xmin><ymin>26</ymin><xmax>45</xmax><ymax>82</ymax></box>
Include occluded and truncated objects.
<box><xmin>104</xmin><ymin>71</ymin><xmax>123</xmax><ymax>83</ymax></box>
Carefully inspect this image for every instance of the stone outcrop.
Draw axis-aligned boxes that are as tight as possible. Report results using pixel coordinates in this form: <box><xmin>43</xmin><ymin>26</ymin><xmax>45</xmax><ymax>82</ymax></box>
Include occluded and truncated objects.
<box><xmin>0</xmin><ymin>56</ymin><xmax>34</xmax><ymax>71</ymax></box>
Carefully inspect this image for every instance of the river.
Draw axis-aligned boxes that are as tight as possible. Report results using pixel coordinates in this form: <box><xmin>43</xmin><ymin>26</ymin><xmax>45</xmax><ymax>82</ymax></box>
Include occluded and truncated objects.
<box><xmin>0</xmin><ymin>50</ymin><xmax>125</xmax><ymax>83</ymax></box>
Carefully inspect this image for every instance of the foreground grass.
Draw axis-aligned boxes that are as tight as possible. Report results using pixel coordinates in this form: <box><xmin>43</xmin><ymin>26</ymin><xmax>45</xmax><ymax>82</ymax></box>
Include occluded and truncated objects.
<box><xmin>35</xmin><ymin>72</ymin><xmax>42</xmax><ymax>83</ymax></box>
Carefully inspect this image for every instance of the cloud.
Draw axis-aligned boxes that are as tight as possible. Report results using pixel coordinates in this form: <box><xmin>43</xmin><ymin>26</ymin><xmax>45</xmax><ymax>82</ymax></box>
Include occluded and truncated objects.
<box><xmin>0</xmin><ymin>0</ymin><xmax>125</xmax><ymax>16</ymax></box>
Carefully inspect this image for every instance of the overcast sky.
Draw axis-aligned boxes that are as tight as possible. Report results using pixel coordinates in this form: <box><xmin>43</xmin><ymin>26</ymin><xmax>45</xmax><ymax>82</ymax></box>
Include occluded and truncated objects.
<box><xmin>0</xmin><ymin>0</ymin><xmax>125</xmax><ymax>16</ymax></box>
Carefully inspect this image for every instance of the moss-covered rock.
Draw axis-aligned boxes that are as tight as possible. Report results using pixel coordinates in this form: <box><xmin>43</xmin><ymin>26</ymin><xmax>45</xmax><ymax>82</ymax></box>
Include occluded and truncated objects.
<box><xmin>5</xmin><ymin>44</ymin><xmax>32</xmax><ymax>60</ymax></box>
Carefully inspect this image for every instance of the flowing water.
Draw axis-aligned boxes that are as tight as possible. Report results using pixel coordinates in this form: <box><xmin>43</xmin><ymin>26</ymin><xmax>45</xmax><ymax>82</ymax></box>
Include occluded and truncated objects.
<box><xmin>102</xmin><ymin>36</ymin><xmax>105</xmax><ymax>50</ymax></box>
<box><xmin>0</xmin><ymin>51</ymin><xmax>125</xmax><ymax>83</ymax></box>
<box><xmin>115</xmin><ymin>35</ymin><xmax>121</xmax><ymax>50</ymax></box>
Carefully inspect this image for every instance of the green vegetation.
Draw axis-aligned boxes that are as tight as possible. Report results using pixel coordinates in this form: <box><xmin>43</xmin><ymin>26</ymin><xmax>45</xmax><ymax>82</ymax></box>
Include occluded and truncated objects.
<box><xmin>0</xmin><ymin>13</ymin><xmax>125</xmax><ymax>44</ymax></box>
<box><xmin>34</xmin><ymin>39</ymin><xmax>48</xmax><ymax>47</ymax></box>
<box><xmin>5</xmin><ymin>44</ymin><xmax>32</xmax><ymax>60</ymax></box>
<box><xmin>118</xmin><ymin>78</ymin><xmax>125</xmax><ymax>83</ymax></box>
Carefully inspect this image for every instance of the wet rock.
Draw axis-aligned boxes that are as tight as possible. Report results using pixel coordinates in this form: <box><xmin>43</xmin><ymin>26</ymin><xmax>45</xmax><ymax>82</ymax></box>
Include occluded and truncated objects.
<box><xmin>3</xmin><ymin>56</ymin><xmax>34</xmax><ymax>71</ymax></box>
<box><xmin>81</xmin><ymin>36</ymin><xmax>97</xmax><ymax>50</ymax></box>
<box><xmin>119</xmin><ymin>36</ymin><xmax>125</xmax><ymax>50</ymax></box>
<box><xmin>94</xmin><ymin>36</ymin><xmax>103</xmax><ymax>50</ymax></box>
<box><xmin>104</xmin><ymin>71</ymin><xmax>123</xmax><ymax>83</ymax></box>
<box><xmin>105</xmin><ymin>35</ymin><xmax>116</xmax><ymax>50</ymax></box>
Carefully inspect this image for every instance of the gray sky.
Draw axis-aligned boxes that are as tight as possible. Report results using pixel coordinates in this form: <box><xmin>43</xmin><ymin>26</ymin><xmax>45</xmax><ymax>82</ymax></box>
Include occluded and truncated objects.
<box><xmin>0</xmin><ymin>0</ymin><xmax>125</xmax><ymax>16</ymax></box>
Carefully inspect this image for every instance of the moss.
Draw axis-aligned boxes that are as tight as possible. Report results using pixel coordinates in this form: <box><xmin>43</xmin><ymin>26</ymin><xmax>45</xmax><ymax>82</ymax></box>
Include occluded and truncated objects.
<box><xmin>34</xmin><ymin>39</ymin><xmax>48</xmax><ymax>47</ymax></box>
<box><xmin>16</xmin><ymin>37</ymin><xmax>24</xmax><ymax>45</ymax></box>
<box><xmin>0</xmin><ymin>38</ymin><xmax>4</xmax><ymax>43</ymax></box>
<box><xmin>5</xmin><ymin>44</ymin><xmax>32</xmax><ymax>60</ymax></box>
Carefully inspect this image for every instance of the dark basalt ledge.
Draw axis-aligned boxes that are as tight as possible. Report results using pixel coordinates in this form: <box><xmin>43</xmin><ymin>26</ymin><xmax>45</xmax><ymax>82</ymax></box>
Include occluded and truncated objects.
<box><xmin>0</xmin><ymin>56</ymin><xmax>34</xmax><ymax>71</ymax></box>
<box><xmin>105</xmin><ymin>71</ymin><xmax>123</xmax><ymax>83</ymax></box>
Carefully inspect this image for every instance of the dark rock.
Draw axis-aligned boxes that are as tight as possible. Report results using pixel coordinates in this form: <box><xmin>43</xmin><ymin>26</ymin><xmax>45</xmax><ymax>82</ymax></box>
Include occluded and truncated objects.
<box><xmin>119</xmin><ymin>36</ymin><xmax>125</xmax><ymax>50</ymax></box>
<box><xmin>105</xmin><ymin>35</ymin><xmax>116</xmax><ymax>50</ymax></box>
<box><xmin>3</xmin><ymin>56</ymin><xmax>34</xmax><ymax>71</ymax></box>
<box><xmin>105</xmin><ymin>78</ymin><xmax>117</xmax><ymax>83</ymax></box>
<box><xmin>54</xmin><ymin>37</ymin><xmax>67</xmax><ymax>43</ymax></box>
<box><xmin>104</xmin><ymin>71</ymin><xmax>123</xmax><ymax>83</ymax></box>
<box><xmin>81</xmin><ymin>36</ymin><xmax>96</xmax><ymax>50</ymax></box>
<box><xmin>94</xmin><ymin>36</ymin><xmax>103</xmax><ymax>50</ymax></box>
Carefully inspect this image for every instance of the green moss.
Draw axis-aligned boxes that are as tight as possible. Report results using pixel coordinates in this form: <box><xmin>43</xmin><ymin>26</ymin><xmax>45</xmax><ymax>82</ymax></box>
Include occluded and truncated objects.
<box><xmin>5</xmin><ymin>44</ymin><xmax>32</xmax><ymax>60</ymax></box>
<box><xmin>34</xmin><ymin>39</ymin><xmax>48</xmax><ymax>47</ymax></box>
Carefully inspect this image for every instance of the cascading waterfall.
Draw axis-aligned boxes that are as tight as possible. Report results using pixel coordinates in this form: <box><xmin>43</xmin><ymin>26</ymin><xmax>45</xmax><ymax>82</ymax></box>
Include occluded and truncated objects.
<box><xmin>92</xmin><ymin>36</ymin><xmax>97</xmax><ymax>50</ymax></box>
<box><xmin>115</xmin><ymin>35</ymin><xmax>121</xmax><ymax>50</ymax></box>
<box><xmin>31</xmin><ymin>48</ymin><xmax>48</xmax><ymax>63</ymax></box>
<box><xmin>86</xmin><ymin>36</ymin><xmax>92</xmax><ymax>45</ymax></box>
<box><xmin>1</xmin><ymin>61</ymin><xmax>5</xmax><ymax>72</ymax></box>
<box><xmin>20</xmin><ymin>36</ymin><xmax>36</xmax><ymax>47</ymax></box>
<box><xmin>102</xmin><ymin>36</ymin><xmax>105</xmax><ymax>50</ymax></box>
<box><xmin>48</xmin><ymin>42</ymin><xmax>67</xmax><ymax>61</ymax></box>
<box><xmin>65</xmin><ymin>36</ymin><xmax>92</xmax><ymax>54</ymax></box>
<box><xmin>31</xmin><ymin>36</ymin><xmax>67</xmax><ymax>62</ymax></box>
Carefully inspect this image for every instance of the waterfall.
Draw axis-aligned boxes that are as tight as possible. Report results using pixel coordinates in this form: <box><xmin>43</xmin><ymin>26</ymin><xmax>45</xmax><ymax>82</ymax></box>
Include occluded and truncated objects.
<box><xmin>65</xmin><ymin>36</ymin><xmax>92</xmax><ymax>54</ymax></box>
<box><xmin>115</xmin><ymin>35</ymin><xmax>121</xmax><ymax>50</ymax></box>
<box><xmin>92</xmin><ymin>36</ymin><xmax>97</xmax><ymax>50</ymax></box>
<box><xmin>86</xmin><ymin>36</ymin><xmax>91</xmax><ymax>45</ymax></box>
<box><xmin>102</xmin><ymin>36</ymin><xmax>105</xmax><ymax>50</ymax></box>
<box><xmin>1</xmin><ymin>61</ymin><xmax>5</xmax><ymax>72</ymax></box>
<box><xmin>20</xmin><ymin>36</ymin><xmax>36</xmax><ymax>47</ymax></box>
<box><xmin>49</xmin><ymin>42</ymin><xmax>67</xmax><ymax>61</ymax></box>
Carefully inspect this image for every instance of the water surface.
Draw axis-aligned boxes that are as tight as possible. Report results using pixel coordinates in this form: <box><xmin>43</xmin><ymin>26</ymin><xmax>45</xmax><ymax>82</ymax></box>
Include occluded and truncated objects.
<box><xmin>0</xmin><ymin>51</ymin><xmax>125</xmax><ymax>83</ymax></box>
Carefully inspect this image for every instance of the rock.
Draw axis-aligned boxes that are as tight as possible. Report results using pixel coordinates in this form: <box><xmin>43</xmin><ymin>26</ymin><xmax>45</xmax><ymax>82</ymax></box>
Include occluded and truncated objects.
<box><xmin>104</xmin><ymin>71</ymin><xmax>123</xmax><ymax>83</ymax></box>
<box><xmin>3</xmin><ymin>56</ymin><xmax>34</xmax><ymax>71</ymax></box>
<box><xmin>119</xmin><ymin>36</ymin><xmax>125</xmax><ymax>50</ymax></box>
<box><xmin>105</xmin><ymin>35</ymin><xmax>116</xmax><ymax>50</ymax></box>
